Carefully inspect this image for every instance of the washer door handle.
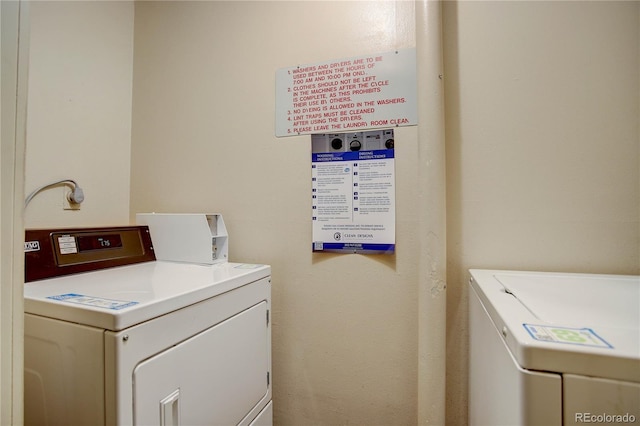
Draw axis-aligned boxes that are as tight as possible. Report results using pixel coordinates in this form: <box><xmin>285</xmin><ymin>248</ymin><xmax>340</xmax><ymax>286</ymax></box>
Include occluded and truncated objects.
<box><xmin>160</xmin><ymin>389</ymin><xmax>181</xmax><ymax>426</ymax></box>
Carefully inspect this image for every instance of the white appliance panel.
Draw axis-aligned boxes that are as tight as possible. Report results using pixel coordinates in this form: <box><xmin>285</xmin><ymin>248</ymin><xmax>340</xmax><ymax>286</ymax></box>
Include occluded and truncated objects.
<box><xmin>25</xmin><ymin>262</ymin><xmax>272</xmax><ymax>426</ymax></box>
<box><xmin>564</xmin><ymin>374</ymin><xmax>640</xmax><ymax>425</ymax></box>
<box><xmin>469</xmin><ymin>269</ymin><xmax>640</xmax><ymax>382</ymax></box>
<box><xmin>249</xmin><ymin>401</ymin><xmax>273</xmax><ymax>426</ymax></box>
<box><xmin>469</xmin><ymin>269</ymin><xmax>640</xmax><ymax>426</ymax></box>
<box><xmin>494</xmin><ymin>273</ymin><xmax>639</xmax><ymax>329</ymax></box>
<box><xmin>105</xmin><ymin>275</ymin><xmax>272</xmax><ymax>426</ymax></box>
<box><xmin>133</xmin><ymin>302</ymin><xmax>269</xmax><ymax>426</ymax></box>
<box><xmin>24</xmin><ymin>262</ymin><xmax>270</xmax><ymax>330</ymax></box>
<box><xmin>469</xmin><ymin>283</ymin><xmax>562</xmax><ymax>426</ymax></box>
<box><xmin>24</xmin><ymin>315</ymin><xmax>105</xmax><ymax>426</ymax></box>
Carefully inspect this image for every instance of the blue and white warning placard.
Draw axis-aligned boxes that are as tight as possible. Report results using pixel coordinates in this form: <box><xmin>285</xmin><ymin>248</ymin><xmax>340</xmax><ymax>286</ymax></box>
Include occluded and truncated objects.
<box><xmin>47</xmin><ymin>293</ymin><xmax>138</xmax><ymax>310</ymax></box>
<box><xmin>523</xmin><ymin>324</ymin><xmax>613</xmax><ymax>348</ymax></box>
<box><xmin>311</xmin><ymin>130</ymin><xmax>395</xmax><ymax>254</ymax></box>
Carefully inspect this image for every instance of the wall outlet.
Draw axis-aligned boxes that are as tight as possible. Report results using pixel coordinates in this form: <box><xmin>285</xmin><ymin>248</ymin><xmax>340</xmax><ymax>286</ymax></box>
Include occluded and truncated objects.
<box><xmin>63</xmin><ymin>189</ymin><xmax>81</xmax><ymax>210</ymax></box>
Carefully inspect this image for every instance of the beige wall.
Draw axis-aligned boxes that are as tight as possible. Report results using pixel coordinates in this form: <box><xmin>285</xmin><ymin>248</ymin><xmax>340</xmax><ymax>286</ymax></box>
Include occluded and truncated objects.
<box><xmin>24</xmin><ymin>1</ymin><xmax>134</xmax><ymax>228</ymax></box>
<box><xmin>130</xmin><ymin>2</ymin><xmax>443</xmax><ymax>425</ymax></box>
<box><xmin>20</xmin><ymin>1</ymin><xmax>639</xmax><ymax>425</ymax></box>
<box><xmin>443</xmin><ymin>1</ymin><xmax>640</xmax><ymax>424</ymax></box>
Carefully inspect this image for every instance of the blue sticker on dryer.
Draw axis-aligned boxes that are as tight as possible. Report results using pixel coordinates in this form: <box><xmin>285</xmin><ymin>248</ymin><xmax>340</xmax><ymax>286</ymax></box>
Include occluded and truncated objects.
<box><xmin>47</xmin><ymin>293</ymin><xmax>138</xmax><ymax>310</ymax></box>
<box><xmin>523</xmin><ymin>324</ymin><xmax>612</xmax><ymax>349</ymax></box>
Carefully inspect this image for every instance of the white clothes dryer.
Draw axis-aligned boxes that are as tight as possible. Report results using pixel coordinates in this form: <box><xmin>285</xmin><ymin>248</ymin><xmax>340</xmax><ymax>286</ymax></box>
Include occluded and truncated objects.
<box><xmin>469</xmin><ymin>269</ymin><xmax>639</xmax><ymax>426</ymax></box>
<box><xmin>24</xmin><ymin>226</ymin><xmax>272</xmax><ymax>426</ymax></box>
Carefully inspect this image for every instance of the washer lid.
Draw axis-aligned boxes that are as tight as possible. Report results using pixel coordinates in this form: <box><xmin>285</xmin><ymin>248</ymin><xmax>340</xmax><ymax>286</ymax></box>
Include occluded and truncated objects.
<box><xmin>496</xmin><ymin>272</ymin><xmax>638</xmax><ymax>330</ymax></box>
<box><xmin>469</xmin><ymin>269</ymin><xmax>640</xmax><ymax>383</ymax></box>
<box><xmin>24</xmin><ymin>261</ymin><xmax>270</xmax><ymax>331</ymax></box>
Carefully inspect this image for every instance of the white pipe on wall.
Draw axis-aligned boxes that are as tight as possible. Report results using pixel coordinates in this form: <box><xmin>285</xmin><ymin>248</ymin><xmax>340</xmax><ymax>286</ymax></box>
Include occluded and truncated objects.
<box><xmin>416</xmin><ymin>1</ymin><xmax>447</xmax><ymax>424</ymax></box>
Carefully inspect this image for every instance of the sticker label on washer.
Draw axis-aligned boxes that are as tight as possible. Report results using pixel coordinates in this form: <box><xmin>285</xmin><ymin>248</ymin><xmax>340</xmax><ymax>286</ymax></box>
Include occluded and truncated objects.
<box><xmin>47</xmin><ymin>293</ymin><xmax>138</xmax><ymax>310</ymax></box>
<box><xmin>523</xmin><ymin>324</ymin><xmax>613</xmax><ymax>348</ymax></box>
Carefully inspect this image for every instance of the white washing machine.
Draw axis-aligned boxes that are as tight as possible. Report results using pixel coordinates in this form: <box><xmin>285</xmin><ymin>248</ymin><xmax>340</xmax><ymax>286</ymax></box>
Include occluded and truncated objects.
<box><xmin>24</xmin><ymin>226</ymin><xmax>272</xmax><ymax>426</ymax></box>
<box><xmin>469</xmin><ymin>269</ymin><xmax>639</xmax><ymax>426</ymax></box>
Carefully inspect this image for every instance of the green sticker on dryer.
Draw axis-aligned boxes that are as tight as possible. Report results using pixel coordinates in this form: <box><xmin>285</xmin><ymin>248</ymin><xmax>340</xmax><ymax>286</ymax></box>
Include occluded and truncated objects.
<box><xmin>523</xmin><ymin>324</ymin><xmax>612</xmax><ymax>348</ymax></box>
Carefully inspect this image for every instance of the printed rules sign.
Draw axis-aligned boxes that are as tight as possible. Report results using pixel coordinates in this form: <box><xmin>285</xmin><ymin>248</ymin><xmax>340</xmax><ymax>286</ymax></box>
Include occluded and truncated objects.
<box><xmin>275</xmin><ymin>49</ymin><xmax>417</xmax><ymax>137</ymax></box>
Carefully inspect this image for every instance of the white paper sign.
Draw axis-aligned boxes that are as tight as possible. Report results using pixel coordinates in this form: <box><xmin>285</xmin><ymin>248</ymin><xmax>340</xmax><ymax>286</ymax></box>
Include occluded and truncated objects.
<box><xmin>311</xmin><ymin>130</ymin><xmax>395</xmax><ymax>254</ymax></box>
<box><xmin>276</xmin><ymin>49</ymin><xmax>417</xmax><ymax>137</ymax></box>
